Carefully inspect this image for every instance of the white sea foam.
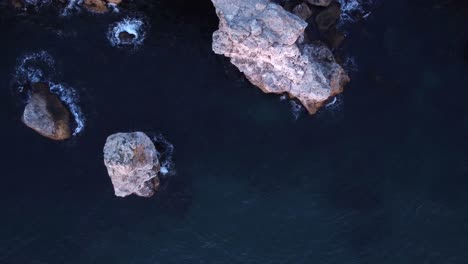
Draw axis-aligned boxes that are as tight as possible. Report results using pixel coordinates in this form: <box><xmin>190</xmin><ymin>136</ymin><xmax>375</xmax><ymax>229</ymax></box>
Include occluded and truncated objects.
<box><xmin>152</xmin><ymin>134</ymin><xmax>176</xmax><ymax>178</ymax></box>
<box><xmin>338</xmin><ymin>0</ymin><xmax>374</xmax><ymax>24</ymax></box>
<box><xmin>24</xmin><ymin>0</ymin><xmax>50</xmax><ymax>6</ymax></box>
<box><xmin>49</xmin><ymin>83</ymin><xmax>86</xmax><ymax>135</ymax></box>
<box><xmin>289</xmin><ymin>100</ymin><xmax>304</xmax><ymax>121</ymax></box>
<box><xmin>108</xmin><ymin>3</ymin><xmax>120</xmax><ymax>13</ymax></box>
<box><xmin>60</xmin><ymin>0</ymin><xmax>83</xmax><ymax>16</ymax></box>
<box><xmin>344</xmin><ymin>55</ymin><xmax>359</xmax><ymax>73</ymax></box>
<box><xmin>325</xmin><ymin>95</ymin><xmax>344</xmax><ymax>111</ymax></box>
<box><xmin>107</xmin><ymin>17</ymin><xmax>146</xmax><ymax>47</ymax></box>
<box><xmin>14</xmin><ymin>51</ymin><xmax>86</xmax><ymax>136</ymax></box>
<box><xmin>15</xmin><ymin>51</ymin><xmax>55</xmax><ymax>84</ymax></box>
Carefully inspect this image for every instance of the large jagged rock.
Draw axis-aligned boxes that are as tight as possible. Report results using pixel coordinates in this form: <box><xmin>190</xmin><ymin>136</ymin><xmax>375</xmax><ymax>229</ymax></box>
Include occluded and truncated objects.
<box><xmin>103</xmin><ymin>132</ymin><xmax>161</xmax><ymax>198</ymax></box>
<box><xmin>22</xmin><ymin>82</ymin><xmax>72</xmax><ymax>141</ymax></box>
<box><xmin>211</xmin><ymin>0</ymin><xmax>349</xmax><ymax>114</ymax></box>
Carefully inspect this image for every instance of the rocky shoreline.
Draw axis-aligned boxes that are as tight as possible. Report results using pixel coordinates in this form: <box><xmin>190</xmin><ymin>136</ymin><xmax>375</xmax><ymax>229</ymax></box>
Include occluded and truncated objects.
<box><xmin>211</xmin><ymin>0</ymin><xmax>350</xmax><ymax>114</ymax></box>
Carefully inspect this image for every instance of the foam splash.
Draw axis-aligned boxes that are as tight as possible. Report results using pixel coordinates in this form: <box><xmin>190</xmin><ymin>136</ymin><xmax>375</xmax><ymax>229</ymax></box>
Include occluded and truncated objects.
<box><xmin>15</xmin><ymin>51</ymin><xmax>55</xmax><ymax>84</ymax></box>
<box><xmin>325</xmin><ymin>94</ymin><xmax>344</xmax><ymax>111</ymax></box>
<box><xmin>289</xmin><ymin>100</ymin><xmax>304</xmax><ymax>121</ymax></box>
<box><xmin>152</xmin><ymin>134</ymin><xmax>176</xmax><ymax>178</ymax></box>
<box><xmin>107</xmin><ymin>17</ymin><xmax>146</xmax><ymax>47</ymax></box>
<box><xmin>24</xmin><ymin>0</ymin><xmax>50</xmax><ymax>6</ymax></box>
<box><xmin>338</xmin><ymin>0</ymin><xmax>374</xmax><ymax>24</ymax></box>
<box><xmin>49</xmin><ymin>83</ymin><xmax>86</xmax><ymax>135</ymax></box>
<box><xmin>344</xmin><ymin>55</ymin><xmax>359</xmax><ymax>73</ymax></box>
<box><xmin>14</xmin><ymin>51</ymin><xmax>86</xmax><ymax>136</ymax></box>
<box><xmin>108</xmin><ymin>3</ymin><xmax>120</xmax><ymax>13</ymax></box>
<box><xmin>60</xmin><ymin>0</ymin><xmax>82</xmax><ymax>16</ymax></box>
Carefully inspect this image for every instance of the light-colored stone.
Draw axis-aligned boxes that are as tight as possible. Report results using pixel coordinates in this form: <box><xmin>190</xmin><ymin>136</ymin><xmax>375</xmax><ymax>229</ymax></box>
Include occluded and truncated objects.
<box><xmin>103</xmin><ymin>132</ymin><xmax>160</xmax><ymax>198</ymax></box>
<box><xmin>211</xmin><ymin>0</ymin><xmax>349</xmax><ymax>114</ymax></box>
<box><xmin>315</xmin><ymin>1</ymin><xmax>341</xmax><ymax>33</ymax></box>
<box><xmin>22</xmin><ymin>82</ymin><xmax>72</xmax><ymax>141</ymax></box>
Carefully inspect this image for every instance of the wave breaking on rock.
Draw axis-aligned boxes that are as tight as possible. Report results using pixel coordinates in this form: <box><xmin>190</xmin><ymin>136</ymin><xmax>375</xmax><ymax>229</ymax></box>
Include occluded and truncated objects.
<box><xmin>107</xmin><ymin>17</ymin><xmax>147</xmax><ymax>48</ymax></box>
<box><xmin>14</xmin><ymin>51</ymin><xmax>86</xmax><ymax>137</ymax></box>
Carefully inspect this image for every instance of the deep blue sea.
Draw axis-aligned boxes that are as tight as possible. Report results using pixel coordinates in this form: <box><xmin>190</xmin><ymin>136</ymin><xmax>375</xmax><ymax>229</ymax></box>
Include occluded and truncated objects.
<box><xmin>0</xmin><ymin>0</ymin><xmax>467</xmax><ymax>263</ymax></box>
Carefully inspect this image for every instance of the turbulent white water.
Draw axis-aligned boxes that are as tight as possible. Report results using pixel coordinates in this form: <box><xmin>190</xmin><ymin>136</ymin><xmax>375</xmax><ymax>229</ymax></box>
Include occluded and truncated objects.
<box><xmin>15</xmin><ymin>51</ymin><xmax>55</xmax><ymax>84</ymax></box>
<box><xmin>289</xmin><ymin>100</ymin><xmax>304</xmax><ymax>121</ymax></box>
<box><xmin>14</xmin><ymin>51</ymin><xmax>86</xmax><ymax>136</ymax></box>
<box><xmin>48</xmin><ymin>83</ymin><xmax>85</xmax><ymax>135</ymax></box>
<box><xmin>60</xmin><ymin>0</ymin><xmax>82</xmax><ymax>16</ymax></box>
<box><xmin>152</xmin><ymin>133</ymin><xmax>176</xmax><ymax>178</ymax></box>
<box><xmin>338</xmin><ymin>0</ymin><xmax>374</xmax><ymax>24</ymax></box>
<box><xmin>107</xmin><ymin>17</ymin><xmax>146</xmax><ymax>47</ymax></box>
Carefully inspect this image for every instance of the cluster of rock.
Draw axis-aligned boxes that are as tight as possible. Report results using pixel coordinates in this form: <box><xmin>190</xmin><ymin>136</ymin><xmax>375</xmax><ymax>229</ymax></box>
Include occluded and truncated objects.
<box><xmin>211</xmin><ymin>0</ymin><xmax>349</xmax><ymax>114</ymax></box>
<box><xmin>13</xmin><ymin>0</ymin><xmax>354</xmax><ymax>199</ymax></box>
<box><xmin>11</xmin><ymin>0</ymin><xmax>123</xmax><ymax>14</ymax></box>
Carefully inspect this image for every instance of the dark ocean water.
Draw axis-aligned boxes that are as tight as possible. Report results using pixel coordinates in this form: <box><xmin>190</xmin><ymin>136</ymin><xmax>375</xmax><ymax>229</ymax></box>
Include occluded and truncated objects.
<box><xmin>1</xmin><ymin>0</ymin><xmax>467</xmax><ymax>263</ymax></box>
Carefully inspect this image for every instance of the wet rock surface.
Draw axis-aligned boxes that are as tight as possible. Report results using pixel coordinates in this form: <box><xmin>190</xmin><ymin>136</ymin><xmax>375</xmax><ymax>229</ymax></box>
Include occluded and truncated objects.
<box><xmin>118</xmin><ymin>31</ymin><xmax>136</xmax><ymax>44</ymax></box>
<box><xmin>22</xmin><ymin>82</ymin><xmax>72</xmax><ymax>141</ymax></box>
<box><xmin>103</xmin><ymin>132</ymin><xmax>161</xmax><ymax>198</ymax></box>
<box><xmin>211</xmin><ymin>0</ymin><xmax>349</xmax><ymax>114</ymax></box>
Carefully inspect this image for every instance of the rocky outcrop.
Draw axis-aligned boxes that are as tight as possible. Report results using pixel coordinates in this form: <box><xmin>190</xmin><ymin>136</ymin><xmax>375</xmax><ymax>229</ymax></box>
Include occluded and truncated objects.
<box><xmin>211</xmin><ymin>0</ymin><xmax>349</xmax><ymax>114</ymax></box>
<box><xmin>22</xmin><ymin>82</ymin><xmax>72</xmax><ymax>141</ymax></box>
<box><xmin>103</xmin><ymin>132</ymin><xmax>161</xmax><ymax>198</ymax></box>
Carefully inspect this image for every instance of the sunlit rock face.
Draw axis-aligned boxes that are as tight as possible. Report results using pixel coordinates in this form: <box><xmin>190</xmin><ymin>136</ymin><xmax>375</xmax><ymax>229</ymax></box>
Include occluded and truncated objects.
<box><xmin>211</xmin><ymin>0</ymin><xmax>349</xmax><ymax>114</ymax></box>
<box><xmin>22</xmin><ymin>82</ymin><xmax>72</xmax><ymax>141</ymax></box>
<box><xmin>103</xmin><ymin>132</ymin><xmax>160</xmax><ymax>198</ymax></box>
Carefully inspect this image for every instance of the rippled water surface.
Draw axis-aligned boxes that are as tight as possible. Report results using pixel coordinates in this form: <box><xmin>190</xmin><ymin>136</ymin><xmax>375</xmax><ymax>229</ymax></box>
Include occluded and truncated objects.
<box><xmin>0</xmin><ymin>0</ymin><xmax>467</xmax><ymax>263</ymax></box>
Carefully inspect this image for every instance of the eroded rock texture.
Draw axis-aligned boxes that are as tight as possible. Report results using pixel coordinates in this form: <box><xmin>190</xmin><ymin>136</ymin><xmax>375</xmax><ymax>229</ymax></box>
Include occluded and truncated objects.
<box><xmin>22</xmin><ymin>82</ymin><xmax>72</xmax><ymax>141</ymax></box>
<box><xmin>211</xmin><ymin>0</ymin><xmax>349</xmax><ymax>114</ymax></box>
<box><xmin>103</xmin><ymin>132</ymin><xmax>161</xmax><ymax>198</ymax></box>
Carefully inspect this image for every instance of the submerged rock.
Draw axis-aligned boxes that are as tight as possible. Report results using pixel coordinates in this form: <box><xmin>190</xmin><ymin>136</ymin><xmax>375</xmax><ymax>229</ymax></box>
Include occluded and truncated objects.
<box><xmin>22</xmin><ymin>82</ymin><xmax>72</xmax><ymax>141</ymax></box>
<box><xmin>211</xmin><ymin>0</ymin><xmax>349</xmax><ymax>114</ymax></box>
<box><xmin>292</xmin><ymin>2</ymin><xmax>313</xmax><ymax>21</ymax></box>
<box><xmin>103</xmin><ymin>132</ymin><xmax>160</xmax><ymax>198</ymax></box>
<box><xmin>307</xmin><ymin>0</ymin><xmax>333</xmax><ymax>7</ymax></box>
<box><xmin>118</xmin><ymin>31</ymin><xmax>136</xmax><ymax>44</ymax></box>
<box><xmin>315</xmin><ymin>1</ymin><xmax>341</xmax><ymax>33</ymax></box>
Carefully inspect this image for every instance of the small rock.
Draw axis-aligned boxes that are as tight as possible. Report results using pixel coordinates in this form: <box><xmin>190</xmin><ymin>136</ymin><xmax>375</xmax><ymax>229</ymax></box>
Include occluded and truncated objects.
<box><xmin>325</xmin><ymin>28</ymin><xmax>346</xmax><ymax>49</ymax></box>
<box><xmin>118</xmin><ymin>31</ymin><xmax>136</xmax><ymax>44</ymax></box>
<box><xmin>103</xmin><ymin>132</ymin><xmax>161</xmax><ymax>198</ymax></box>
<box><xmin>82</xmin><ymin>0</ymin><xmax>108</xmax><ymax>13</ymax></box>
<box><xmin>307</xmin><ymin>0</ymin><xmax>333</xmax><ymax>7</ymax></box>
<box><xmin>315</xmin><ymin>1</ymin><xmax>341</xmax><ymax>33</ymax></box>
<box><xmin>22</xmin><ymin>82</ymin><xmax>72</xmax><ymax>141</ymax></box>
<box><xmin>292</xmin><ymin>3</ymin><xmax>313</xmax><ymax>20</ymax></box>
